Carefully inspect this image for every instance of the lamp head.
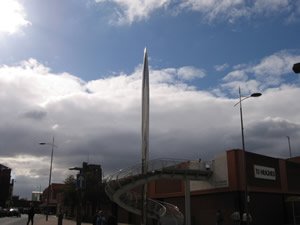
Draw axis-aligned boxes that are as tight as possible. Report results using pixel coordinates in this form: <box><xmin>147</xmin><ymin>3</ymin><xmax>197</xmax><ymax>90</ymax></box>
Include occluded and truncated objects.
<box><xmin>250</xmin><ymin>93</ymin><xmax>262</xmax><ymax>97</ymax></box>
<box><xmin>69</xmin><ymin>167</ymin><xmax>81</xmax><ymax>171</ymax></box>
<box><xmin>293</xmin><ymin>63</ymin><xmax>300</xmax><ymax>74</ymax></box>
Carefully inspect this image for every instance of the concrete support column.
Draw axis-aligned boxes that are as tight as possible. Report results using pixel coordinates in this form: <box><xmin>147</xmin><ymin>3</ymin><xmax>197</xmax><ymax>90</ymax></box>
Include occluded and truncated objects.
<box><xmin>185</xmin><ymin>178</ymin><xmax>191</xmax><ymax>225</ymax></box>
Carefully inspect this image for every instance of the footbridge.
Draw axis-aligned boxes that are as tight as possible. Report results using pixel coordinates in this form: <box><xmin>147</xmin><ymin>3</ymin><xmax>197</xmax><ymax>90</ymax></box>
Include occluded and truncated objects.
<box><xmin>105</xmin><ymin>159</ymin><xmax>213</xmax><ymax>224</ymax></box>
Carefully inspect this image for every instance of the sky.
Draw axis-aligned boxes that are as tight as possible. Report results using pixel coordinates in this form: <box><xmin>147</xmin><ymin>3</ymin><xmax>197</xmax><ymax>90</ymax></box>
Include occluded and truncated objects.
<box><xmin>0</xmin><ymin>0</ymin><xmax>300</xmax><ymax>199</ymax></box>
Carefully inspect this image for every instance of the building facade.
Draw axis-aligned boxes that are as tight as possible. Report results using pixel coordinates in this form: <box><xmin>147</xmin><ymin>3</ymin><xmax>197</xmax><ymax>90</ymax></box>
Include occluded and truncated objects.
<box><xmin>0</xmin><ymin>164</ymin><xmax>13</xmax><ymax>207</ymax></box>
<box><xmin>145</xmin><ymin>149</ymin><xmax>300</xmax><ymax>225</ymax></box>
<box><xmin>54</xmin><ymin>162</ymin><xmax>106</xmax><ymax>223</ymax></box>
<box><xmin>41</xmin><ymin>183</ymin><xmax>65</xmax><ymax>215</ymax></box>
<box><xmin>32</xmin><ymin>191</ymin><xmax>42</xmax><ymax>202</ymax></box>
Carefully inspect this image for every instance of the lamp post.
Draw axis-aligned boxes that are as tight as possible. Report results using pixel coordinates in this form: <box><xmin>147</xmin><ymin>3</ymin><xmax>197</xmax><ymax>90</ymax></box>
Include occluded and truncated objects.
<box><xmin>234</xmin><ymin>87</ymin><xmax>261</xmax><ymax>225</ymax></box>
<box><xmin>40</xmin><ymin>136</ymin><xmax>57</xmax><ymax>221</ymax></box>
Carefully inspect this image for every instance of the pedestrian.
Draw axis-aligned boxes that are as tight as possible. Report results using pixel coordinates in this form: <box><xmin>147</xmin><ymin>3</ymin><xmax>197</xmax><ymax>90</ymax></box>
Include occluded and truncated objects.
<box><xmin>57</xmin><ymin>208</ymin><xmax>64</xmax><ymax>225</ymax></box>
<box><xmin>231</xmin><ymin>211</ymin><xmax>241</xmax><ymax>225</ymax></box>
<box><xmin>27</xmin><ymin>203</ymin><xmax>35</xmax><ymax>225</ymax></box>
<box><xmin>94</xmin><ymin>210</ymin><xmax>106</xmax><ymax>225</ymax></box>
<box><xmin>216</xmin><ymin>209</ymin><xmax>224</xmax><ymax>225</ymax></box>
<box><xmin>242</xmin><ymin>212</ymin><xmax>252</xmax><ymax>224</ymax></box>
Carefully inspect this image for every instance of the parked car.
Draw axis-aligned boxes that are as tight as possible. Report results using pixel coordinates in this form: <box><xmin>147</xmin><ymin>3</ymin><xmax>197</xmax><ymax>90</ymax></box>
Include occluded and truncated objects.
<box><xmin>0</xmin><ymin>208</ymin><xmax>9</xmax><ymax>217</ymax></box>
<box><xmin>9</xmin><ymin>208</ymin><xmax>21</xmax><ymax>217</ymax></box>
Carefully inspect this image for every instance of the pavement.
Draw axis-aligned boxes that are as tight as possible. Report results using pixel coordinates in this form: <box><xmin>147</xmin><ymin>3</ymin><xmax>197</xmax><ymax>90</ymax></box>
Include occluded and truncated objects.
<box><xmin>34</xmin><ymin>215</ymin><xmax>92</xmax><ymax>225</ymax></box>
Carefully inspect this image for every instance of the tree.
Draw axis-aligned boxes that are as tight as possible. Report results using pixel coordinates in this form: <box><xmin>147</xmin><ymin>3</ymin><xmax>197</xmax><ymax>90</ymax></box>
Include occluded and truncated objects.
<box><xmin>63</xmin><ymin>175</ymin><xmax>77</xmax><ymax>217</ymax></box>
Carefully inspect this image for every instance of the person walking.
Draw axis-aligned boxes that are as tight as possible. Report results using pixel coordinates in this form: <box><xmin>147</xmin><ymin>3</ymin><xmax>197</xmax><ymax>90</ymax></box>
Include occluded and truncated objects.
<box><xmin>242</xmin><ymin>212</ymin><xmax>252</xmax><ymax>224</ymax></box>
<box><xmin>57</xmin><ymin>208</ymin><xmax>64</xmax><ymax>225</ymax></box>
<box><xmin>216</xmin><ymin>209</ymin><xmax>224</xmax><ymax>225</ymax></box>
<box><xmin>94</xmin><ymin>210</ymin><xmax>106</xmax><ymax>225</ymax></box>
<box><xmin>27</xmin><ymin>203</ymin><xmax>35</xmax><ymax>225</ymax></box>
<box><xmin>231</xmin><ymin>211</ymin><xmax>241</xmax><ymax>225</ymax></box>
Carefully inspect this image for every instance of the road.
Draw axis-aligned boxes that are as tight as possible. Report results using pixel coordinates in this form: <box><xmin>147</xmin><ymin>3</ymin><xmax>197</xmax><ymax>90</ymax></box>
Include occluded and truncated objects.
<box><xmin>0</xmin><ymin>214</ymin><xmax>93</xmax><ymax>225</ymax></box>
<box><xmin>0</xmin><ymin>214</ymin><xmax>62</xmax><ymax>225</ymax></box>
<box><xmin>0</xmin><ymin>214</ymin><xmax>31</xmax><ymax>225</ymax></box>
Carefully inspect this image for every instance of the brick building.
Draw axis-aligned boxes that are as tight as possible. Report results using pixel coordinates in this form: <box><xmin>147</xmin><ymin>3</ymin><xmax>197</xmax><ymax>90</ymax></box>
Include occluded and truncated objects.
<box><xmin>41</xmin><ymin>183</ymin><xmax>65</xmax><ymax>214</ymax></box>
<box><xmin>112</xmin><ymin>149</ymin><xmax>300</xmax><ymax>225</ymax></box>
<box><xmin>0</xmin><ymin>164</ymin><xmax>13</xmax><ymax>207</ymax></box>
<box><xmin>145</xmin><ymin>149</ymin><xmax>300</xmax><ymax>225</ymax></box>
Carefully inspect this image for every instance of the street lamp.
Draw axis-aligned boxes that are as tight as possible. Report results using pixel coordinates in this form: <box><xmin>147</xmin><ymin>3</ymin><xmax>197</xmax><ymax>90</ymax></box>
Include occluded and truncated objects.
<box><xmin>234</xmin><ymin>87</ymin><xmax>261</xmax><ymax>225</ymax></box>
<box><xmin>69</xmin><ymin>166</ymin><xmax>84</xmax><ymax>225</ymax></box>
<box><xmin>39</xmin><ymin>136</ymin><xmax>57</xmax><ymax>221</ymax></box>
<box><xmin>292</xmin><ymin>63</ymin><xmax>300</xmax><ymax>74</ymax></box>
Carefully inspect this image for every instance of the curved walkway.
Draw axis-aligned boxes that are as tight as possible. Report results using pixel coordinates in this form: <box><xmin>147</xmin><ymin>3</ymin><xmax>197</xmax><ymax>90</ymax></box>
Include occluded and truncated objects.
<box><xmin>105</xmin><ymin>159</ymin><xmax>213</xmax><ymax>223</ymax></box>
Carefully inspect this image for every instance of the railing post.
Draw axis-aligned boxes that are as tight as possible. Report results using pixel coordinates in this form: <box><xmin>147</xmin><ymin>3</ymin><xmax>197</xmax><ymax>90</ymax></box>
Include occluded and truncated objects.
<box><xmin>185</xmin><ymin>178</ymin><xmax>191</xmax><ymax>225</ymax></box>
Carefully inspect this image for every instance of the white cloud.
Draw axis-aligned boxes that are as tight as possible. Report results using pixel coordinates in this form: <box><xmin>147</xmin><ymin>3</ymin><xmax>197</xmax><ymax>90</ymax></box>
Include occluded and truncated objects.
<box><xmin>223</xmin><ymin>70</ymin><xmax>247</xmax><ymax>82</ymax></box>
<box><xmin>181</xmin><ymin>0</ymin><xmax>299</xmax><ymax>23</ymax></box>
<box><xmin>0</xmin><ymin>58</ymin><xmax>87</xmax><ymax>106</ymax></box>
<box><xmin>0</xmin><ymin>0</ymin><xmax>31</xmax><ymax>34</ymax></box>
<box><xmin>218</xmin><ymin>50</ymin><xmax>300</xmax><ymax>95</ymax></box>
<box><xmin>1</xmin><ymin>57</ymin><xmax>300</xmax><ymax>199</ymax></box>
<box><xmin>4</xmin><ymin>155</ymin><xmax>48</xmax><ymax>178</ymax></box>
<box><xmin>180</xmin><ymin>0</ymin><xmax>246</xmax><ymax>22</ymax></box>
<box><xmin>220</xmin><ymin>79</ymin><xmax>261</xmax><ymax>96</ymax></box>
<box><xmin>286</xmin><ymin>1</ymin><xmax>300</xmax><ymax>23</ymax></box>
<box><xmin>95</xmin><ymin>0</ymin><xmax>300</xmax><ymax>24</ymax></box>
<box><xmin>215</xmin><ymin>63</ymin><xmax>229</xmax><ymax>72</ymax></box>
<box><xmin>96</xmin><ymin>0</ymin><xmax>171</xmax><ymax>25</ymax></box>
<box><xmin>253</xmin><ymin>0</ymin><xmax>289</xmax><ymax>14</ymax></box>
<box><xmin>177</xmin><ymin>66</ymin><xmax>206</xmax><ymax>80</ymax></box>
<box><xmin>253</xmin><ymin>51</ymin><xmax>300</xmax><ymax>77</ymax></box>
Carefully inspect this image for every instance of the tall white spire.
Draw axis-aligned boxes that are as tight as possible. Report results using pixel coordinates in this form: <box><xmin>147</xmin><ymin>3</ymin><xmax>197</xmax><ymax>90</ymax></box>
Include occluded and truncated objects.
<box><xmin>141</xmin><ymin>48</ymin><xmax>149</xmax><ymax>225</ymax></box>
<box><xmin>141</xmin><ymin>47</ymin><xmax>149</xmax><ymax>173</ymax></box>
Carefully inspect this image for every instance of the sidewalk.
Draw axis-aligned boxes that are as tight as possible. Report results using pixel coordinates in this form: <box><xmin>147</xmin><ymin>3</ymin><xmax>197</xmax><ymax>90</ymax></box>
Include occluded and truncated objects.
<box><xmin>34</xmin><ymin>215</ymin><xmax>92</xmax><ymax>225</ymax></box>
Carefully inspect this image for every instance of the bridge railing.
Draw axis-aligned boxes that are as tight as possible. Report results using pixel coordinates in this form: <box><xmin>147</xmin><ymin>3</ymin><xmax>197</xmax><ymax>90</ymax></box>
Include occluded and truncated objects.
<box><xmin>104</xmin><ymin>158</ymin><xmax>212</xmax><ymax>222</ymax></box>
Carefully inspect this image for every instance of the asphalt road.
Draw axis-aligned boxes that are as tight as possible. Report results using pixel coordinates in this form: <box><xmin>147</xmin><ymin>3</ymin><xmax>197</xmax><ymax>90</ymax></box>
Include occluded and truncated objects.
<box><xmin>0</xmin><ymin>214</ymin><xmax>47</xmax><ymax>225</ymax></box>
<box><xmin>0</xmin><ymin>214</ymin><xmax>29</xmax><ymax>225</ymax></box>
<box><xmin>0</xmin><ymin>214</ymin><xmax>95</xmax><ymax>225</ymax></box>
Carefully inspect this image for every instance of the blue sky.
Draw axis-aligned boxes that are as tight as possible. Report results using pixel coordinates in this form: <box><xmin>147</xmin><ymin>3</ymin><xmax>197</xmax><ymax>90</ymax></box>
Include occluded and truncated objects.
<box><xmin>0</xmin><ymin>0</ymin><xmax>300</xmax><ymax>198</ymax></box>
<box><xmin>1</xmin><ymin>0</ymin><xmax>300</xmax><ymax>86</ymax></box>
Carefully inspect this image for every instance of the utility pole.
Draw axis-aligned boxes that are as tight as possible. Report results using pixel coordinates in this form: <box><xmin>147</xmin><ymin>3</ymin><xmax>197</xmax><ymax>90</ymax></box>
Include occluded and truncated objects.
<box><xmin>234</xmin><ymin>88</ymin><xmax>262</xmax><ymax>225</ymax></box>
<box><xmin>39</xmin><ymin>136</ymin><xmax>57</xmax><ymax>221</ymax></box>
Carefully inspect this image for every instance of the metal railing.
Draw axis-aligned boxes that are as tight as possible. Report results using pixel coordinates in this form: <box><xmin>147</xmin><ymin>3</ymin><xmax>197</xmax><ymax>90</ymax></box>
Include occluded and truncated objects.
<box><xmin>104</xmin><ymin>158</ymin><xmax>212</xmax><ymax>222</ymax></box>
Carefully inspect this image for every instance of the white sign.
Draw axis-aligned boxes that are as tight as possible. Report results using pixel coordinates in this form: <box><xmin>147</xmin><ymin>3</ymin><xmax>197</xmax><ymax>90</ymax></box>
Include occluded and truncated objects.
<box><xmin>254</xmin><ymin>165</ymin><xmax>276</xmax><ymax>180</ymax></box>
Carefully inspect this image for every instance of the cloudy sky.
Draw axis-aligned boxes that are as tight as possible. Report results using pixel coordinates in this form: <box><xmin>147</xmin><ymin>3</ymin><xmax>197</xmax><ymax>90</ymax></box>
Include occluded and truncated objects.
<box><xmin>0</xmin><ymin>0</ymin><xmax>300</xmax><ymax>199</ymax></box>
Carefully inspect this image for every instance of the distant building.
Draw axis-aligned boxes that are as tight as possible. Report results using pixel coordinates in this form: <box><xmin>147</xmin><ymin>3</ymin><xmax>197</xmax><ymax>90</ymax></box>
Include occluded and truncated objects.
<box><xmin>61</xmin><ymin>162</ymin><xmax>106</xmax><ymax>222</ymax></box>
<box><xmin>81</xmin><ymin>162</ymin><xmax>104</xmax><ymax>218</ymax></box>
<box><xmin>82</xmin><ymin>162</ymin><xmax>102</xmax><ymax>182</ymax></box>
<box><xmin>32</xmin><ymin>191</ymin><xmax>42</xmax><ymax>202</ymax></box>
<box><xmin>11</xmin><ymin>196</ymin><xmax>32</xmax><ymax>210</ymax></box>
<box><xmin>0</xmin><ymin>164</ymin><xmax>13</xmax><ymax>207</ymax></box>
<box><xmin>41</xmin><ymin>183</ymin><xmax>65</xmax><ymax>215</ymax></box>
<box><xmin>41</xmin><ymin>162</ymin><xmax>104</xmax><ymax>218</ymax></box>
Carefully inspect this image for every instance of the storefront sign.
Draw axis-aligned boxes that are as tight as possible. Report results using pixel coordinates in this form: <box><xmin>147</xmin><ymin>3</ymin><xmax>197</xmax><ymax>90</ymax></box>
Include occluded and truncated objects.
<box><xmin>254</xmin><ymin>165</ymin><xmax>276</xmax><ymax>180</ymax></box>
